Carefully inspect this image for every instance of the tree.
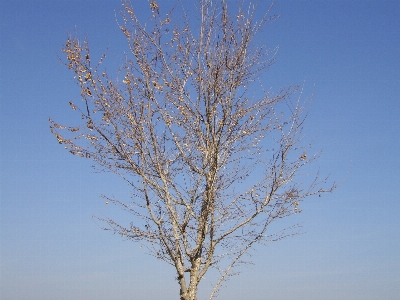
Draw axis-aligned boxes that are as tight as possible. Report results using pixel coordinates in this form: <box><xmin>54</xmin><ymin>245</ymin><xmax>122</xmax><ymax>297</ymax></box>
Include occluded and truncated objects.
<box><xmin>50</xmin><ymin>1</ymin><xmax>335</xmax><ymax>299</ymax></box>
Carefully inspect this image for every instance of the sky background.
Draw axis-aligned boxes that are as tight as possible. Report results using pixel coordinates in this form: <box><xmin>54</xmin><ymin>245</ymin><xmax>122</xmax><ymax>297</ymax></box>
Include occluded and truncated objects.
<box><xmin>1</xmin><ymin>0</ymin><xmax>399</xmax><ymax>299</ymax></box>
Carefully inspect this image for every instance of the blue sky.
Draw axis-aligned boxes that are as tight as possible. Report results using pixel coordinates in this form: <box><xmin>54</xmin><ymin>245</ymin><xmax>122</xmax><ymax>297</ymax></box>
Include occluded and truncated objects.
<box><xmin>1</xmin><ymin>0</ymin><xmax>399</xmax><ymax>299</ymax></box>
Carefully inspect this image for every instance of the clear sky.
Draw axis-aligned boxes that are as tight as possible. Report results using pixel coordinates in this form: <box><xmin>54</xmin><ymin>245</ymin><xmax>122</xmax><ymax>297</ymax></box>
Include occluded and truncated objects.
<box><xmin>1</xmin><ymin>0</ymin><xmax>399</xmax><ymax>299</ymax></box>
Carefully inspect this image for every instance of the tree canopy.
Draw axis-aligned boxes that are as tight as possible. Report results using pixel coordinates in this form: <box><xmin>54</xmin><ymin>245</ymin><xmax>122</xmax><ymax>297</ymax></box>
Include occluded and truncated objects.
<box><xmin>50</xmin><ymin>1</ymin><xmax>335</xmax><ymax>299</ymax></box>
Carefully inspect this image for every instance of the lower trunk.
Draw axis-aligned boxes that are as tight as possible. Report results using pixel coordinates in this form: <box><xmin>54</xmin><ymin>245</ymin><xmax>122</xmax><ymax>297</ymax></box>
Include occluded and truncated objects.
<box><xmin>180</xmin><ymin>259</ymin><xmax>200</xmax><ymax>300</ymax></box>
<box><xmin>180</xmin><ymin>285</ymin><xmax>198</xmax><ymax>300</ymax></box>
<box><xmin>181</xmin><ymin>290</ymin><xmax>198</xmax><ymax>300</ymax></box>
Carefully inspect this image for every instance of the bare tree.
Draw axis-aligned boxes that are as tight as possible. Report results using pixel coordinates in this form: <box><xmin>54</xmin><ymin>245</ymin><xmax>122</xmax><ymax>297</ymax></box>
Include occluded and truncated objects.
<box><xmin>50</xmin><ymin>1</ymin><xmax>334</xmax><ymax>299</ymax></box>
